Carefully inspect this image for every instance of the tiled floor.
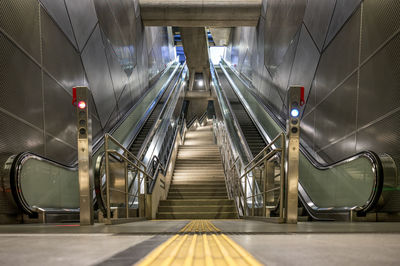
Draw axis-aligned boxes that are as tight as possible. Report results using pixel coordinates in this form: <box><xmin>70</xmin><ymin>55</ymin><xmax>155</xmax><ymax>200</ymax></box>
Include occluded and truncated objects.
<box><xmin>1</xmin><ymin>220</ymin><xmax>400</xmax><ymax>265</ymax></box>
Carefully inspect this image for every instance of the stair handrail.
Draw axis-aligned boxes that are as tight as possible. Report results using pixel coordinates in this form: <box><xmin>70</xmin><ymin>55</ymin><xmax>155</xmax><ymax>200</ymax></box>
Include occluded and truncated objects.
<box><xmin>103</xmin><ymin>133</ymin><xmax>153</xmax><ymax>223</ymax></box>
<box><xmin>219</xmin><ymin>58</ymin><xmax>399</xmax><ymax>218</ymax></box>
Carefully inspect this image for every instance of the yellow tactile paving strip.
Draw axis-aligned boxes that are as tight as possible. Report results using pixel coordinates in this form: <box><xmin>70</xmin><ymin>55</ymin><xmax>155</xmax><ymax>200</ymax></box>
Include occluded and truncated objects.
<box><xmin>136</xmin><ymin>220</ymin><xmax>262</xmax><ymax>266</ymax></box>
<box><xmin>179</xmin><ymin>220</ymin><xmax>221</xmax><ymax>233</ymax></box>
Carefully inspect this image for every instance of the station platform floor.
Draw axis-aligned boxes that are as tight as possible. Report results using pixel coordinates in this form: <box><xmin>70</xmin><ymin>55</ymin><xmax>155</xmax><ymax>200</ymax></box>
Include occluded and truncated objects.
<box><xmin>0</xmin><ymin>219</ymin><xmax>400</xmax><ymax>265</ymax></box>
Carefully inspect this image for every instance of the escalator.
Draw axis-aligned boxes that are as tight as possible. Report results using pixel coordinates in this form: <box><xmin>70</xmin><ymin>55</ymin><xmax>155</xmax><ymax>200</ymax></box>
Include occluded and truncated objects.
<box><xmin>129</xmin><ymin>66</ymin><xmax>182</xmax><ymax>157</ymax></box>
<box><xmin>5</xmin><ymin>61</ymin><xmax>185</xmax><ymax>222</ymax></box>
<box><xmin>216</xmin><ymin>68</ymin><xmax>266</xmax><ymax>158</ymax></box>
<box><xmin>212</xmin><ymin>61</ymin><xmax>397</xmax><ymax>221</ymax></box>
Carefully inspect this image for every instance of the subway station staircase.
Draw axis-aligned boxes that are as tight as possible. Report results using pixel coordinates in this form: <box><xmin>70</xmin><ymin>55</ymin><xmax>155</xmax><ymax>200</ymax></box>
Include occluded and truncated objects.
<box><xmin>157</xmin><ymin>124</ymin><xmax>237</xmax><ymax>219</ymax></box>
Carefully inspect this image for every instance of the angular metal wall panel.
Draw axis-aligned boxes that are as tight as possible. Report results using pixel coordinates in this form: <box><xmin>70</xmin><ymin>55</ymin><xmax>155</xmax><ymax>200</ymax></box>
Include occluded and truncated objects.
<box><xmin>325</xmin><ymin>0</ymin><xmax>362</xmax><ymax>47</ymax></box>
<box><xmin>300</xmin><ymin>110</ymin><xmax>315</xmax><ymax>152</ymax></box>
<box><xmin>271</xmin><ymin>29</ymin><xmax>300</xmax><ymax>108</ymax></box>
<box><xmin>43</xmin><ymin>73</ymin><xmax>76</xmax><ymax>146</ymax></box>
<box><xmin>358</xmin><ymin>33</ymin><xmax>400</xmax><ymax>127</ymax></box>
<box><xmin>356</xmin><ymin>110</ymin><xmax>400</xmax><ymax>172</ymax></box>
<box><xmin>91</xmin><ymin>115</ymin><xmax>103</xmax><ymax>142</ymax></box>
<box><xmin>314</xmin><ymin>9</ymin><xmax>360</xmax><ymax>105</ymax></box>
<box><xmin>318</xmin><ymin>134</ymin><xmax>356</xmax><ymax>163</ymax></box>
<box><xmin>0</xmin><ymin>33</ymin><xmax>43</xmax><ymax>128</ymax></box>
<box><xmin>103</xmin><ymin>33</ymin><xmax>129</xmax><ymax>101</ymax></box>
<box><xmin>65</xmin><ymin>0</ymin><xmax>98</xmax><ymax>51</ymax></box>
<box><xmin>264</xmin><ymin>0</ymin><xmax>307</xmax><ymax>71</ymax></box>
<box><xmin>303</xmin><ymin>0</ymin><xmax>336</xmax><ymax>50</ymax></box>
<box><xmin>41</xmin><ymin>8</ymin><xmax>85</xmax><ymax>90</ymax></box>
<box><xmin>304</xmin><ymin>79</ymin><xmax>316</xmax><ymax>116</ymax></box>
<box><xmin>314</xmin><ymin>74</ymin><xmax>357</xmax><ymax>150</ymax></box>
<box><xmin>81</xmin><ymin>25</ymin><xmax>117</xmax><ymax>127</ymax></box>
<box><xmin>0</xmin><ymin>111</ymin><xmax>45</xmax><ymax>166</ymax></box>
<box><xmin>117</xmin><ymin>85</ymin><xmax>133</xmax><ymax>116</ymax></box>
<box><xmin>361</xmin><ymin>0</ymin><xmax>400</xmax><ymax>61</ymax></box>
<box><xmin>40</xmin><ymin>0</ymin><xmax>77</xmax><ymax>48</ymax></box>
<box><xmin>45</xmin><ymin>136</ymin><xmax>76</xmax><ymax>165</ymax></box>
<box><xmin>289</xmin><ymin>25</ymin><xmax>320</xmax><ymax>110</ymax></box>
<box><xmin>0</xmin><ymin>0</ymin><xmax>41</xmax><ymax>61</ymax></box>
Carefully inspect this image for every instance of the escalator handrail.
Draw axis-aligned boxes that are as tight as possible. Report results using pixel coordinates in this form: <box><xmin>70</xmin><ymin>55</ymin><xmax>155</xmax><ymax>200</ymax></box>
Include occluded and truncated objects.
<box><xmin>136</xmin><ymin>63</ymin><xmax>186</xmax><ymax>165</ymax></box>
<box><xmin>126</xmin><ymin>62</ymin><xmax>182</xmax><ymax>155</ymax></box>
<box><xmin>7</xmin><ymin>60</ymin><xmax>180</xmax><ymax>215</ymax></box>
<box><xmin>219</xmin><ymin>58</ymin><xmax>385</xmax><ymax>214</ymax></box>
<box><xmin>212</xmin><ymin>64</ymin><xmax>253</xmax><ymax>164</ymax></box>
<box><xmin>9</xmin><ymin>152</ymin><xmax>77</xmax><ymax>215</ymax></box>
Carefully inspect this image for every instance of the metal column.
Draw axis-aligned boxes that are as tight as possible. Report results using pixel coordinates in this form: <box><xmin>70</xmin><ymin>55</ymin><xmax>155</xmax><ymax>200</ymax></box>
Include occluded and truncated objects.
<box><xmin>75</xmin><ymin>86</ymin><xmax>94</xmax><ymax>225</ymax></box>
<box><xmin>285</xmin><ymin>86</ymin><xmax>304</xmax><ymax>224</ymax></box>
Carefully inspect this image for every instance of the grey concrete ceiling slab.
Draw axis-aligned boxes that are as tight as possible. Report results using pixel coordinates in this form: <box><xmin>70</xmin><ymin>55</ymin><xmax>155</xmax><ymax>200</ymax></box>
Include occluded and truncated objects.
<box><xmin>140</xmin><ymin>0</ymin><xmax>261</xmax><ymax>27</ymax></box>
<box><xmin>209</xmin><ymin>28</ymin><xmax>231</xmax><ymax>46</ymax></box>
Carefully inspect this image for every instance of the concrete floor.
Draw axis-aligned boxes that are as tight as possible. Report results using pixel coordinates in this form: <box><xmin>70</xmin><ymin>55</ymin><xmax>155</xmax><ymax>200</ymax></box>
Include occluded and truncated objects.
<box><xmin>0</xmin><ymin>220</ymin><xmax>400</xmax><ymax>265</ymax></box>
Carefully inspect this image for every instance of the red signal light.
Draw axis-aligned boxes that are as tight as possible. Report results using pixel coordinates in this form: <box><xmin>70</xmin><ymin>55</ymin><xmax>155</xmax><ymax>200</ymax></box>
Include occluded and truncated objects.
<box><xmin>78</xmin><ymin>101</ymin><xmax>86</xmax><ymax>109</ymax></box>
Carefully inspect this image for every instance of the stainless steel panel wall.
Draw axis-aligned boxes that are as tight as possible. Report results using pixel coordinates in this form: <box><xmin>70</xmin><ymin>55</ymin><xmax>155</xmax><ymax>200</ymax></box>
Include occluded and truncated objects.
<box><xmin>225</xmin><ymin>0</ymin><xmax>400</xmax><ymax>180</ymax></box>
<box><xmin>314</xmin><ymin>9</ymin><xmax>360</xmax><ymax>105</ymax></box>
<box><xmin>0</xmin><ymin>34</ymin><xmax>43</xmax><ymax>128</ymax></box>
<box><xmin>43</xmin><ymin>73</ymin><xmax>76</xmax><ymax>147</ymax></box>
<box><xmin>40</xmin><ymin>0</ymin><xmax>77</xmax><ymax>48</ymax></box>
<box><xmin>0</xmin><ymin>0</ymin><xmax>41</xmax><ymax>61</ymax></box>
<box><xmin>65</xmin><ymin>0</ymin><xmax>97</xmax><ymax>51</ymax></box>
<box><xmin>0</xmin><ymin>0</ymin><xmax>174</xmax><ymax>220</ymax></box>
<box><xmin>325</xmin><ymin>0</ymin><xmax>362</xmax><ymax>47</ymax></box>
<box><xmin>314</xmin><ymin>74</ymin><xmax>358</xmax><ymax>150</ymax></box>
<box><xmin>358</xmin><ymin>34</ymin><xmax>400</xmax><ymax>127</ymax></box>
<box><xmin>41</xmin><ymin>7</ymin><xmax>85</xmax><ymax>92</ymax></box>
<box><xmin>303</xmin><ymin>0</ymin><xmax>336</xmax><ymax>51</ymax></box>
<box><xmin>81</xmin><ymin>26</ymin><xmax>117</xmax><ymax>127</ymax></box>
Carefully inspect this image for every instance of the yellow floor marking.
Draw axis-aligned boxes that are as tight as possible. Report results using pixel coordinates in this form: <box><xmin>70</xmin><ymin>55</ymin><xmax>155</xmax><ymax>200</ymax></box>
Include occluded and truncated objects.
<box><xmin>161</xmin><ymin>234</ymin><xmax>188</xmax><ymax>266</ymax></box>
<box><xmin>135</xmin><ymin>220</ymin><xmax>262</xmax><ymax>266</ymax></box>
<box><xmin>183</xmin><ymin>234</ymin><xmax>197</xmax><ymax>266</ymax></box>
<box><xmin>202</xmin><ymin>234</ymin><xmax>214</xmax><ymax>266</ymax></box>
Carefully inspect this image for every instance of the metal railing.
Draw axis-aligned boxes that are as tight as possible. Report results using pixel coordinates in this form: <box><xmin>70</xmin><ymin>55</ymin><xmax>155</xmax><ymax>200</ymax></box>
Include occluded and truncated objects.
<box><xmin>104</xmin><ymin>133</ymin><xmax>153</xmax><ymax>224</ymax></box>
<box><xmin>214</xmin><ymin>119</ymin><xmax>286</xmax><ymax>220</ymax></box>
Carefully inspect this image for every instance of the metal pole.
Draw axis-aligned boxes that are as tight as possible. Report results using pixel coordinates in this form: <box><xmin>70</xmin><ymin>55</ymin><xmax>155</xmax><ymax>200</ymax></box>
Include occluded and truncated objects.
<box><xmin>252</xmin><ymin>172</ymin><xmax>255</xmax><ymax>216</ymax></box>
<box><xmin>105</xmin><ymin>135</ymin><xmax>111</xmax><ymax>224</ymax></box>
<box><xmin>280</xmin><ymin>134</ymin><xmax>285</xmax><ymax>221</ymax></box>
<box><xmin>124</xmin><ymin>152</ymin><xmax>129</xmax><ymax>219</ymax></box>
<box><xmin>75</xmin><ymin>86</ymin><xmax>94</xmax><ymax>226</ymax></box>
<box><xmin>286</xmin><ymin>86</ymin><xmax>303</xmax><ymax>224</ymax></box>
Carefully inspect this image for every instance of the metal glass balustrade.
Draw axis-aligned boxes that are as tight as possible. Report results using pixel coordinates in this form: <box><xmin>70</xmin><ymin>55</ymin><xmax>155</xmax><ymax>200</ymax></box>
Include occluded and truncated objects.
<box><xmin>6</xmin><ymin>61</ymin><xmax>183</xmax><ymax>216</ymax></box>
<box><xmin>213</xmin><ymin>59</ymin><xmax>397</xmax><ymax>219</ymax></box>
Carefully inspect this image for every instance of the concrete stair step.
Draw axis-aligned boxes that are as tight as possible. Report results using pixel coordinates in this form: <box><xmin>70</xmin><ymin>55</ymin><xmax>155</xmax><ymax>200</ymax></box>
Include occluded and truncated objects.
<box><xmin>168</xmin><ymin>191</ymin><xmax>227</xmax><ymax>196</ymax></box>
<box><xmin>169</xmin><ymin>188</ymin><xmax>226</xmax><ymax>192</ymax></box>
<box><xmin>158</xmin><ymin>205</ymin><xmax>236</xmax><ymax>212</ymax></box>
<box><xmin>172</xmin><ymin>181</ymin><xmax>226</xmax><ymax>185</ymax></box>
<box><xmin>157</xmin><ymin>212</ymin><xmax>237</xmax><ymax>219</ymax></box>
<box><xmin>159</xmin><ymin>199</ymin><xmax>234</xmax><ymax>206</ymax></box>
<box><xmin>170</xmin><ymin>184</ymin><xmax>226</xmax><ymax>189</ymax></box>
<box><xmin>168</xmin><ymin>195</ymin><xmax>228</xmax><ymax>199</ymax></box>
